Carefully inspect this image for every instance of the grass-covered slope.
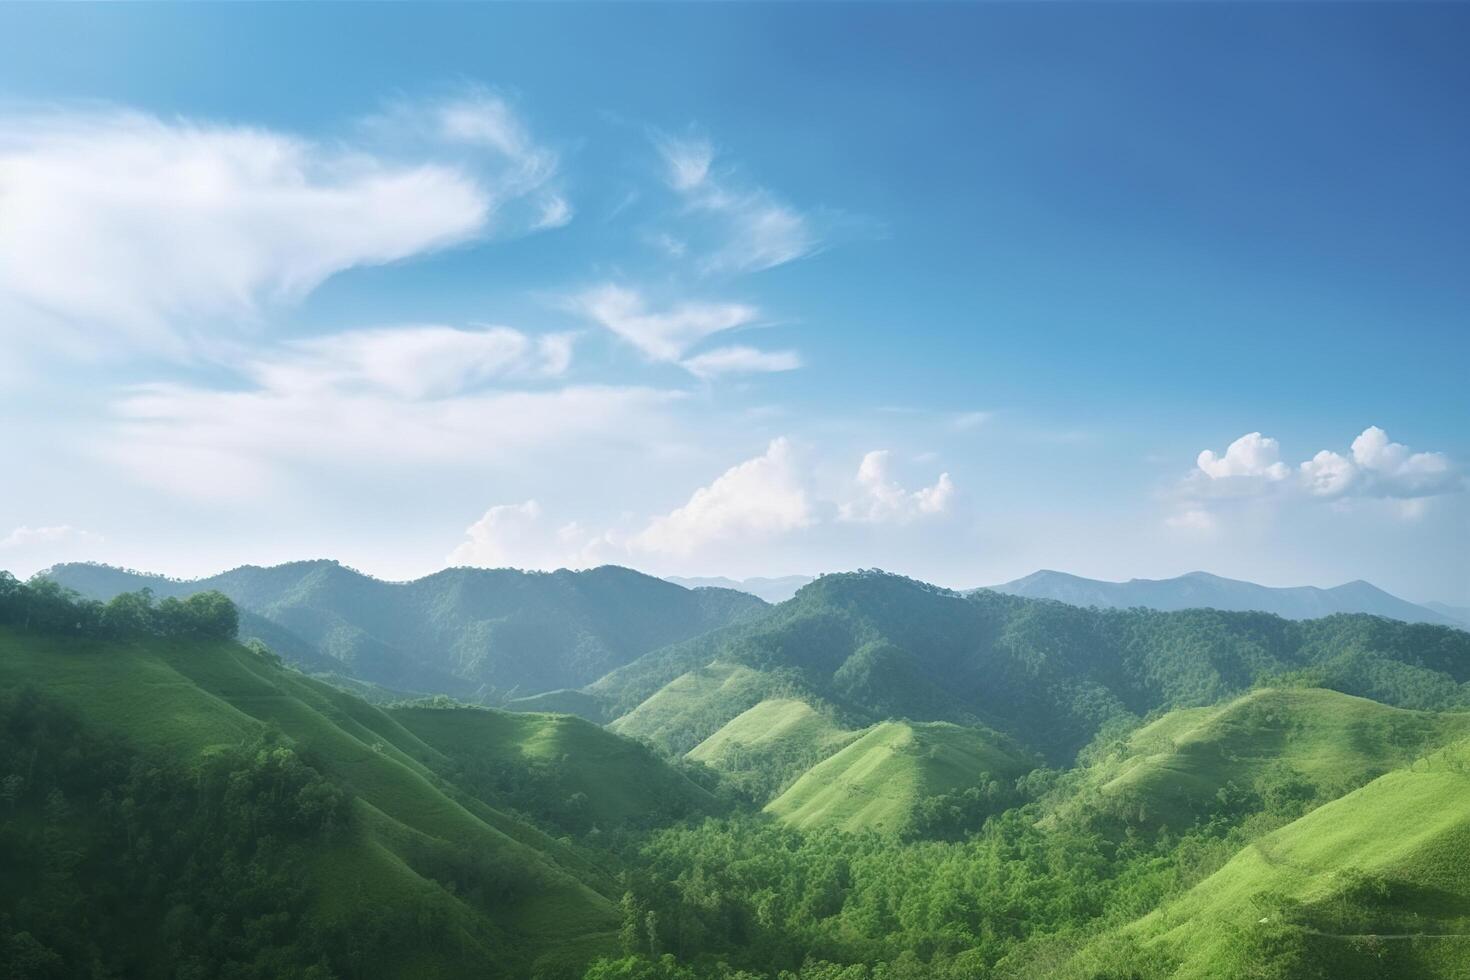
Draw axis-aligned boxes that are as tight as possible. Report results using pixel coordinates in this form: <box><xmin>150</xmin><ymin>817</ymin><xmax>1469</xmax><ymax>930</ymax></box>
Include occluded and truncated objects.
<box><xmin>43</xmin><ymin>561</ymin><xmax>767</xmax><ymax>702</ymax></box>
<box><xmin>686</xmin><ymin>697</ymin><xmax>859</xmax><ymax>802</ymax></box>
<box><xmin>1055</xmin><ymin>687</ymin><xmax>1470</xmax><ymax>832</ymax></box>
<box><xmin>389</xmin><ymin>704</ymin><xmax>718</xmax><ymax>833</ymax></box>
<box><xmin>764</xmin><ymin>720</ymin><xmax>1035</xmax><ymax>833</ymax></box>
<box><xmin>607</xmin><ymin>662</ymin><xmax>791</xmax><ymax>756</ymax></box>
<box><xmin>1059</xmin><ymin>745</ymin><xmax>1470</xmax><ymax>979</ymax></box>
<box><xmin>0</xmin><ymin>625</ymin><xmax>618</xmax><ymax>979</ymax></box>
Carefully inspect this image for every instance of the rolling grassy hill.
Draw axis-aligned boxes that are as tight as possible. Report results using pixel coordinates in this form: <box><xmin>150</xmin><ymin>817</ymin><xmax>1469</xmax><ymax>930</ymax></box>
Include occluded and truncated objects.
<box><xmin>1055</xmin><ymin>743</ymin><xmax>1470</xmax><ymax>979</ymax></box>
<box><xmin>764</xmin><ymin>719</ymin><xmax>1036</xmax><ymax>834</ymax></box>
<box><xmin>42</xmin><ymin>561</ymin><xmax>767</xmax><ymax>702</ymax></box>
<box><xmin>607</xmin><ymin>662</ymin><xmax>793</xmax><ymax>756</ymax></box>
<box><xmin>0</xmin><ymin>624</ymin><xmax>623</xmax><ymax>979</ymax></box>
<box><xmin>1052</xmin><ymin>687</ymin><xmax>1470</xmax><ymax>833</ymax></box>
<box><xmin>389</xmin><ymin>704</ymin><xmax>719</xmax><ymax>833</ymax></box>
<box><xmin>686</xmin><ymin>697</ymin><xmax>859</xmax><ymax>801</ymax></box>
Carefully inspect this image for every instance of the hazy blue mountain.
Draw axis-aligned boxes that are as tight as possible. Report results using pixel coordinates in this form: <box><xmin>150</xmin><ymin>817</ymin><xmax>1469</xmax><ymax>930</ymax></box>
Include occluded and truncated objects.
<box><xmin>985</xmin><ymin>569</ymin><xmax>1460</xmax><ymax>627</ymax></box>
<box><xmin>42</xmin><ymin>560</ymin><xmax>767</xmax><ymax>701</ymax></box>
<box><xmin>1425</xmin><ymin>601</ymin><xmax>1470</xmax><ymax>627</ymax></box>
<box><xmin>666</xmin><ymin>574</ymin><xmax>814</xmax><ymax>603</ymax></box>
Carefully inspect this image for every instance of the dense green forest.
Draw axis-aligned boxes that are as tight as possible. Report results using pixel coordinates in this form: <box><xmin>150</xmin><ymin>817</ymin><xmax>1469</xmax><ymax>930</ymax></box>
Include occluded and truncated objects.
<box><xmin>4</xmin><ymin>569</ymin><xmax>1470</xmax><ymax>979</ymax></box>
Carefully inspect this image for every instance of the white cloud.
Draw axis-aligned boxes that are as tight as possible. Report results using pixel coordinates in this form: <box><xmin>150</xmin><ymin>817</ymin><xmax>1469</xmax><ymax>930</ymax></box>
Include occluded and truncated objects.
<box><xmin>1195</xmin><ymin>432</ymin><xmax>1290</xmax><ymax>481</ymax></box>
<box><xmin>448</xmin><ymin>500</ymin><xmax>600</xmax><ymax>570</ymax></box>
<box><xmin>0</xmin><ymin>96</ymin><xmax>561</xmax><ymax>357</ymax></box>
<box><xmin>839</xmin><ymin>450</ymin><xmax>956</xmax><ymax>524</ymax></box>
<box><xmin>652</xmin><ymin>132</ymin><xmax>820</xmax><ymax>276</ymax></box>
<box><xmin>0</xmin><ymin>525</ymin><xmax>102</xmax><ymax>550</ymax></box>
<box><xmin>100</xmin><ymin>326</ymin><xmax>678</xmax><ymax>501</ymax></box>
<box><xmin>244</xmin><ymin>324</ymin><xmax>574</xmax><ymax>399</ymax></box>
<box><xmin>681</xmin><ymin>345</ymin><xmax>802</xmax><ymax>380</ymax></box>
<box><xmin>1174</xmin><ymin>425</ymin><xmax>1461</xmax><ymax>528</ymax></box>
<box><xmin>574</xmin><ymin>284</ymin><xmax>761</xmax><ymax>362</ymax></box>
<box><xmin>632</xmin><ymin>438</ymin><xmax>814</xmax><ymax>556</ymax></box>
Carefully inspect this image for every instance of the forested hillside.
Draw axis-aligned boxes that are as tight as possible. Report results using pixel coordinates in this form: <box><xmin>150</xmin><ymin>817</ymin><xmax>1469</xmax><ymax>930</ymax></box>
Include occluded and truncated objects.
<box><xmin>42</xmin><ymin>561</ymin><xmax>766</xmax><ymax>702</ymax></box>
<box><xmin>7</xmin><ymin>568</ymin><xmax>1470</xmax><ymax>979</ymax></box>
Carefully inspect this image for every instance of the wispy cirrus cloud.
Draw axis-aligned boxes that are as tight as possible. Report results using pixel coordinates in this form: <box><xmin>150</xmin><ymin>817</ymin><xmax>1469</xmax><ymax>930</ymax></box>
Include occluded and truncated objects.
<box><xmin>0</xmin><ymin>92</ymin><xmax>565</xmax><ymax>358</ymax></box>
<box><xmin>652</xmin><ymin>132</ymin><xmax>821</xmax><ymax>276</ymax></box>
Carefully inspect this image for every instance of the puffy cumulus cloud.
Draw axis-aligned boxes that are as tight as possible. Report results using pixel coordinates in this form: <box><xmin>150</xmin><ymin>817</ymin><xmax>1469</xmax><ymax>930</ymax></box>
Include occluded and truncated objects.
<box><xmin>1173</xmin><ymin>425</ymin><xmax>1461</xmax><ymax>529</ymax></box>
<box><xmin>631</xmin><ymin>438</ymin><xmax>814</xmax><ymax>556</ymax></box>
<box><xmin>1195</xmin><ymin>432</ymin><xmax>1290</xmax><ymax>481</ymax></box>
<box><xmin>0</xmin><ymin>94</ymin><xmax>562</xmax><ymax>357</ymax></box>
<box><xmin>244</xmin><ymin>324</ymin><xmax>574</xmax><ymax>399</ymax></box>
<box><xmin>839</xmin><ymin>450</ymin><xmax>956</xmax><ymax>524</ymax></box>
<box><xmin>681</xmin><ymin>345</ymin><xmax>802</xmax><ymax>380</ymax></box>
<box><xmin>101</xmin><ymin>325</ymin><xmax>678</xmax><ymax>501</ymax></box>
<box><xmin>448</xmin><ymin>501</ymin><xmax>604</xmax><ymax>571</ymax></box>
<box><xmin>652</xmin><ymin>132</ymin><xmax>820</xmax><ymax>276</ymax></box>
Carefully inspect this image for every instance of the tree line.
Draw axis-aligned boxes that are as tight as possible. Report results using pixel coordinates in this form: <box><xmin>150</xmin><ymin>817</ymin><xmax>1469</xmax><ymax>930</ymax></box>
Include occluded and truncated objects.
<box><xmin>0</xmin><ymin>572</ymin><xmax>238</xmax><ymax>642</ymax></box>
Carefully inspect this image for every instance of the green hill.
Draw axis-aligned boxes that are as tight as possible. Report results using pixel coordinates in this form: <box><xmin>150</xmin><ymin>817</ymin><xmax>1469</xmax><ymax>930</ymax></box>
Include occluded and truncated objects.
<box><xmin>389</xmin><ymin>704</ymin><xmax>719</xmax><ymax>834</ymax></box>
<box><xmin>43</xmin><ymin>561</ymin><xmax>766</xmax><ymax>702</ymax></box>
<box><xmin>764</xmin><ymin>719</ymin><xmax>1036</xmax><ymax>834</ymax></box>
<box><xmin>1057</xmin><ymin>744</ymin><xmax>1470</xmax><ymax>979</ymax></box>
<box><xmin>686</xmin><ymin>697</ymin><xmax>858</xmax><ymax>801</ymax></box>
<box><xmin>1053</xmin><ymin>687</ymin><xmax>1470</xmax><ymax>832</ymax></box>
<box><xmin>607</xmin><ymin>662</ymin><xmax>792</xmax><ymax>756</ymax></box>
<box><xmin>0</xmin><ymin>624</ymin><xmax>621</xmax><ymax>979</ymax></box>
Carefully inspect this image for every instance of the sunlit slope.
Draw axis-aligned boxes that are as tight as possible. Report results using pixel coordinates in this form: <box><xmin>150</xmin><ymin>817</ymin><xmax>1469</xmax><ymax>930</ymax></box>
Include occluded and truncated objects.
<box><xmin>765</xmin><ymin>720</ymin><xmax>1035</xmax><ymax>833</ymax></box>
<box><xmin>1055</xmin><ymin>688</ymin><xmax>1470</xmax><ymax>832</ymax></box>
<box><xmin>390</xmin><ymin>704</ymin><xmax>718</xmax><ymax>830</ymax></box>
<box><xmin>687</xmin><ymin>697</ymin><xmax>854</xmax><ymax>771</ymax></box>
<box><xmin>0</xmin><ymin>627</ymin><xmax>618</xmax><ymax>979</ymax></box>
<box><xmin>607</xmin><ymin>661</ymin><xmax>786</xmax><ymax>755</ymax></box>
<box><xmin>1060</xmin><ymin>748</ymin><xmax>1470</xmax><ymax>979</ymax></box>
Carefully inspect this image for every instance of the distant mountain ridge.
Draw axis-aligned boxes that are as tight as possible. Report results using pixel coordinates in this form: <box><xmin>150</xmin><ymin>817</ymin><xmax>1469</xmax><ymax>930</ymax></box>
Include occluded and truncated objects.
<box><xmin>986</xmin><ymin>569</ymin><xmax>1460</xmax><ymax>627</ymax></box>
<box><xmin>665</xmin><ymin>574</ymin><xmax>815</xmax><ymax>603</ymax></box>
<box><xmin>41</xmin><ymin>560</ymin><xmax>766</xmax><ymax>701</ymax></box>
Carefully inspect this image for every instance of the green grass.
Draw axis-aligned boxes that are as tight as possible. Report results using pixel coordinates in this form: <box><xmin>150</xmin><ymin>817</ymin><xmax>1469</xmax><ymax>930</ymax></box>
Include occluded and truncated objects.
<box><xmin>687</xmin><ymin>697</ymin><xmax>854</xmax><ymax>770</ymax></box>
<box><xmin>1061</xmin><ymin>744</ymin><xmax>1470</xmax><ymax>979</ymax></box>
<box><xmin>607</xmin><ymin>661</ymin><xmax>784</xmax><ymax>755</ymax></box>
<box><xmin>764</xmin><ymin>719</ymin><xmax>1035</xmax><ymax>833</ymax></box>
<box><xmin>1053</xmin><ymin>687</ymin><xmax>1470</xmax><ymax>832</ymax></box>
<box><xmin>503</xmin><ymin>688</ymin><xmax>616</xmax><ymax>723</ymax></box>
<box><xmin>0</xmin><ymin>626</ymin><xmax>618</xmax><ymax>978</ymax></box>
<box><xmin>390</xmin><ymin>704</ymin><xmax>718</xmax><ymax>830</ymax></box>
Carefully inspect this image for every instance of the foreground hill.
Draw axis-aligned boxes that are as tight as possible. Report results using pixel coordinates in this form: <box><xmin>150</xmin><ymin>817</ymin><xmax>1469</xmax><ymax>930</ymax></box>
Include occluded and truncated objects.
<box><xmin>989</xmin><ymin>569</ymin><xmax>1458</xmax><ymax>627</ymax></box>
<box><xmin>593</xmin><ymin>571</ymin><xmax>1470</xmax><ymax>762</ymax></box>
<box><xmin>43</xmin><ymin>561</ymin><xmax>766</xmax><ymax>702</ymax></box>
<box><xmin>1051</xmin><ymin>687</ymin><xmax>1470</xmax><ymax>833</ymax></box>
<box><xmin>764</xmin><ymin>719</ymin><xmax>1036</xmax><ymax>834</ymax></box>
<box><xmin>1055</xmin><ymin>743</ymin><xmax>1470</xmax><ymax>979</ymax></box>
<box><xmin>0</xmin><ymin>621</ymin><xmax>669</xmax><ymax>978</ymax></box>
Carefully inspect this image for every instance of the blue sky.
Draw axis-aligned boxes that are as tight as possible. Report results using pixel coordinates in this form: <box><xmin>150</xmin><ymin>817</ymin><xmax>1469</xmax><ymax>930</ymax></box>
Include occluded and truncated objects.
<box><xmin>1</xmin><ymin>3</ymin><xmax>1466</xmax><ymax>602</ymax></box>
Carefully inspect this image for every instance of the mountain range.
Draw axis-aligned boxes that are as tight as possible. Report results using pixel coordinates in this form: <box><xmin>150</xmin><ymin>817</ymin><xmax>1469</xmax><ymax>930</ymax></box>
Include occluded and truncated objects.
<box><xmin>987</xmin><ymin>568</ymin><xmax>1461</xmax><ymax>627</ymax></box>
<box><xmin>43</xmin><ymin>560</ymin><xmax>765</xmax><ymax>701</ymax></box>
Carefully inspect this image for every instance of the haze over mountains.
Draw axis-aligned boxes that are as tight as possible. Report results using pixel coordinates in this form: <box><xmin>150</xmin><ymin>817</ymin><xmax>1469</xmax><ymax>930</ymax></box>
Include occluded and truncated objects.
<box><xmin>664</xmin><ymin>575</ymin><xmax>815</xmax><ymax>604</ymax></box>
<box><xmin>987</xmin><ymin>569</ymin><xmax>1462</xmax><ymax>627</ymax></box>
